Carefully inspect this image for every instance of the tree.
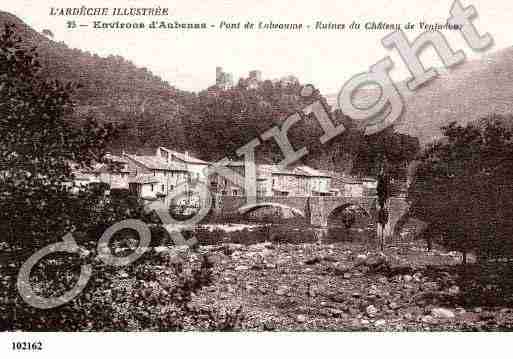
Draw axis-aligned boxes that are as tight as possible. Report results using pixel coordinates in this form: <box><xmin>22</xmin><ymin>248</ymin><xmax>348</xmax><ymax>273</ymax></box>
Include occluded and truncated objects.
<box><xmin>0</xmin><ymin>24</ymin><xmax>117</xmax><ymax>254</ymax></box>
<box><xmin>348</xmin><ymin>127</ymin><xmax>419</xmax><ymax>248</ymax></box>
<box><xmin>408</xmin><ymin>117</ymin><xmax>513</xmax><ymax>263</ymax></box>
<box><xmin>352</xmin><ymin>126</ymin><xmax>420</xmax><ymax>180</ymax></box>
<box><xmin>376</xmin><ymin>163</ymin><xmax>391</xmax><ymax>250</ymax></box>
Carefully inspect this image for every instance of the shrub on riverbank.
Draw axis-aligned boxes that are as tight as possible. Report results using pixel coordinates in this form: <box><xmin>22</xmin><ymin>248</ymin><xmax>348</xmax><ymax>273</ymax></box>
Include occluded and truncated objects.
<box><xmin>8</xmin><ymin>246</ymin><xmax>242</xmax><ymax>331</ymax></box>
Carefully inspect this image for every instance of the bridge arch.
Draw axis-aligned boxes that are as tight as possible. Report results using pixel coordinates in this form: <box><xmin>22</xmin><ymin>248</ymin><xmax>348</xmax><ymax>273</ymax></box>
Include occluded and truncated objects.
<box><xmin>323</xmin><ymin>202</ymin><xmax>374</xmax><ymax>242</ymax></box>
<box><xmin>238</xmin><ymin>202</ymin><xmax>306</xmax><ymax>218</ymax></box>
<box><xmin>326</xmin><ymin>202</ymin><xmax>372</xmax><ymax>224</ymax></box>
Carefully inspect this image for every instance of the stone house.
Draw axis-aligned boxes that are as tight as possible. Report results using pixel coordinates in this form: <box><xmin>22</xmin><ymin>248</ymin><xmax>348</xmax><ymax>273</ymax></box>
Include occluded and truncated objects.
<box><xmin>123</xmin><ymin>154</ymin><xmax>189</xmax><ymax>203</ymax></box>
<box><xmin>269</xmin><ymin>166</ymin><xmax>331</xmax><ymax>197</ymax></box>
<box><xmin>156</xmin><ymin>147</ymin><xmax>209</xmax><ymax>183</ymax></box>
<box><xmin>127</xmin><ymin>174</ymin><xmax>160</xmax><ymax>200</ymax></box>
<box><xmin>208</xmin><ymin>162</ymin><xmax>332</xmax><ymax>197</ymax></box>
<box><xmin>69</xmin><ymin>169</ymin><xmax>99</xmax><ymax>192</ymax></box>
<box><xmin>94</xmin><ymin>153</ymin><xmax>131</xmax><ymax>189</ymax></box>
<box><xmin>327</xmin><ymin>172</ymin><xmax>377</xmax><ymax>197</ymax></box>
<box><xmin>208</xmin><ymin>161</ymin><xmax>247</xmax><ymax>196</ymax></box>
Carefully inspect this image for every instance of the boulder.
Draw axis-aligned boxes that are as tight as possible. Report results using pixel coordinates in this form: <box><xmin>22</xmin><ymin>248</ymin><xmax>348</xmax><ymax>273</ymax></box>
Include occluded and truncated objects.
<box><xmin>374</xmin><ymin>319</ymin><xmax>386</xmax><ymax>327</ymax></box>
<box><xmin>365</xmin><ymin>253</ymin><xmax>387</xmax><ymax>268</ymax></box>
<box><xmin>355</xmin><ymin>254</ymin><xmax>368</xmax><ymax>265</ymax></box>
<box><xmin>389</xmin><ymin>302</ymin><xmax>400</xmax><ymax>310</ymax></box>
<box><xmin>366</xmin><ymin>304</ymin><xmax>378</xmax><ymax>317</ymax></box>
<box><xmin>331</xmin><ymin>263</ymin><xmax>352</xmax><ymax>275</ymax></box>
<box><xmin>275</xmin><ymin>285</ymin><xmax>290</xmax><ymax>296</ymax></box>
<box><xmin>296</xmin><ymin>314</ymin><xmax>307</xmax><ymax>323</ymax></box>
<box><xmin>431</xmin><ymin>307</ymin><xmax>455</xmax><ymax>319</ymax></box>
<box><xmin>421</xmin><ymin>315</ymin><xmax>437</xmax><ymax>324</ymax></box>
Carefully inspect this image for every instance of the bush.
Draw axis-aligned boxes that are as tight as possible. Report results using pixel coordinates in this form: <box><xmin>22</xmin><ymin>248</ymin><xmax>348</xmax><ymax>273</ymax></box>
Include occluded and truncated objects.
<box><xmin>10</xmin><ymin>246</ymin><xmax>243</xmax><ymax>331</ymax></box>
<box><xmin>408</xmin><ymin>118</ymin><xmax>513</xmax><ymax>262</ymax></box>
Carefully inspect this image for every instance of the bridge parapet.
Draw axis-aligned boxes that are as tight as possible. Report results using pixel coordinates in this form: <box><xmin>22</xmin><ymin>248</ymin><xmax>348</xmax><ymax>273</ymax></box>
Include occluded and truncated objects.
<box><xmin>213</xmin><ymin>194</ymin><xmax>378</xmax><ymax>226</ymax></box>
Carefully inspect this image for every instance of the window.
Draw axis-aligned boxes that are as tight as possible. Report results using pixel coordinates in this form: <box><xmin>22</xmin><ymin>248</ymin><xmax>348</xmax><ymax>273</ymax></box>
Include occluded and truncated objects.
<box><xmin>232</xmin><ymin>189</ymin><xmax>239</xmax><ymax>196</ymax></box>
<box><xmin>150</xmin><ymin>184</ymin><xmax>154</xmax><ymax>192</ymax></box>
<box><xmin>161</xmin><ymin>184</ymin><xmax>165</xmax><ymax>192</ymax></box>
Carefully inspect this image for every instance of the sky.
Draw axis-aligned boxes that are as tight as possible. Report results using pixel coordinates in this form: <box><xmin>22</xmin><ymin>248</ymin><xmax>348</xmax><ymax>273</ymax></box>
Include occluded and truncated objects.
<box><xmin>2</xmin><ymin>0</ymin><xmax>512</xmax><ymax>94</ymax></box>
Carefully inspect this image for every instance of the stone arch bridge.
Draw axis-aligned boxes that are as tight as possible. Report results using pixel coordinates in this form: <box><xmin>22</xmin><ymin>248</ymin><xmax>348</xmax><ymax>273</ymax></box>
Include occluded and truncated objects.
<box><xmin>213</xmin><ymin>195</ymin><xmax>408</xmax><ymax>230</ymax></box>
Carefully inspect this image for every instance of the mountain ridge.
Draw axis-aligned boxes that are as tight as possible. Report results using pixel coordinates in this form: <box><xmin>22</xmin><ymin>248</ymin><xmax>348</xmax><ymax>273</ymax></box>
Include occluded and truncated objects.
<box><xmin>326</xmin><ymin>46</ymin><xmax>513</xmax><ymax>146</ymax></box>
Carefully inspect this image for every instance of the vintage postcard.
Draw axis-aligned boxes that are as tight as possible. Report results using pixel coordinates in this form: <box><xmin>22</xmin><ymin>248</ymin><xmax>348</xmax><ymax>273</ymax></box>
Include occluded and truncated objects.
<box><xmin>1</xmin><ymin>0</ymin><xmax>513</xmax><ymax>356</ymax></box>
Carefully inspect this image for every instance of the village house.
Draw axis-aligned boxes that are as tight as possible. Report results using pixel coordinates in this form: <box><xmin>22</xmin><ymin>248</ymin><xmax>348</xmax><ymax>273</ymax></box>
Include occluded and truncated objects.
<box><xmin>156</xmin><ymin>146</ymin><xmax>209</xmax><ymax>183</ymax></box>
<box><xmin>67</xmin><ymin>154</ymin><xmax>131</xmax><ymax>192</ymax></box>
<box><xmin>123</xmin><ymin>153</ymin><xmax>190</xmax><ymax>203</ymax></box>
<box><xmin>208</xmin><ymin>161</ymin><xmax>246</xmax><ymax>196</ymax></box>
<box><xmin>94</xmin><ymin>153</ymin><xmax>131</xmax><ymax>189</ymax></box>
<box><xmin>327</xmin><ymin>171</ymin><xmax>378</xmax><ymax>197</ymax></box>
<box><xmin>127</xmin><ymin>174</ymin><xmax>160</xmax><ymax>200</ymax></box>
<box><xmin>293</xmin><ymin>166</ymin><xmax>331</xmax><ymax>196</ymax></box>
<box><xmin>69</xmin><ymin>169</ymin><xmax>99</xmax><ymax>191</ymax></box>
<box><xmin>269</xmin><ymin>165</ymin><xmax>331</xmax><ymax>197</ymax></box>
<box><xmin>67</xmin><ymin>161</ymin><xmax>101</xmax><ymax>192</ymax></box>
<box><xmin>208</xmin><ymin>162</ymin><xmax>332</xmax><ymax>197</ymax></box>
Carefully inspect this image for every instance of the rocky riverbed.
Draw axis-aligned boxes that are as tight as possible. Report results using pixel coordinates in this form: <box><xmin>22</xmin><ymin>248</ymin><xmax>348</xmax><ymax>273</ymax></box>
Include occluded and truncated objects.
<box><xmin>6</xmin><ymin>237</ymin><xmax>513</xmax><ymax>331</ymax></box>
<box><xmin>185</xmin><ymin>240</ymin><xmax>513</xmax><ymax>331</ymax></box>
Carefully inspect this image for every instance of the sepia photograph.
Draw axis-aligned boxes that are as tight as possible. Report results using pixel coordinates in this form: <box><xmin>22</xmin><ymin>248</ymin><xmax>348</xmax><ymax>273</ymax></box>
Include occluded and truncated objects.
<box><xmin>1</xmin><ymin>0</ymin><xmax>513</xmax><ymax>356</ymax></box>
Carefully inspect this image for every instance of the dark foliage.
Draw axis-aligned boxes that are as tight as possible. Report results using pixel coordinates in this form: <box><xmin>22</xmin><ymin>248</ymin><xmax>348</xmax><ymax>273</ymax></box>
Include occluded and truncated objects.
<box><xmin>0</xmin><ymin>23</ymin><xmax>118</xmax><ymax>254</ymax></box>
<box><xmin>408</xmin><ymin>117</ymin><xmax>513</xmax><ymax>261</ymax></box>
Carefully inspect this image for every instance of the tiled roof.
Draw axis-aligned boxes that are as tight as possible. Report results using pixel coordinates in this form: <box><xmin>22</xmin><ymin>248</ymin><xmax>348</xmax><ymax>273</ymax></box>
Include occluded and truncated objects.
<box><xmin>158</xmin><ymin>147</ymin><xmax>209</xmax><ymax>165</ymax></box>
<box><xmin>271</xmin><ymin>165</ymin><xmax>331</xmax><ymax>178</ymax></box>
<box><xmin>104</xmin><ymin>154</ymin><xmax>128</xmax><ymax>164</ymax></box>
<box><xmin>125</xmin><ymin>154</ymin><xmax>187</xmax><ymax>171</ymax></box>
<box><xmin>294</xmin><ymin>166</ymin><xmax>331</xmax><ymax>178</ymax></box>
<box><xmin>209</xmin><ymin>161</ymin><xmax>331</xmax><ymax>178</ymax></box>
<box><xmin>128</xmin><ymin>175</ymin><xmax>160</xmax><ymax>184</ymax></box>
<box><xmin>92</xmin><ymin>162</ymin><xmax>131</xmax><ymax>173</ymax></box>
